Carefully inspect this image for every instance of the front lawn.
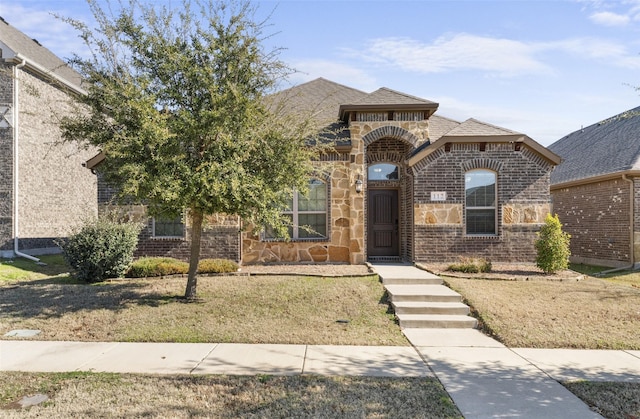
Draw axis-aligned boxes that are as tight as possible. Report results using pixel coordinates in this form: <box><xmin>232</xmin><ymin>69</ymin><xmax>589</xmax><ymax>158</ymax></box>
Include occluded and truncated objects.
<box><xmin>0</xmin><ymin>273</ymin><xmax>406</xmax><ymax>346</ymax></box>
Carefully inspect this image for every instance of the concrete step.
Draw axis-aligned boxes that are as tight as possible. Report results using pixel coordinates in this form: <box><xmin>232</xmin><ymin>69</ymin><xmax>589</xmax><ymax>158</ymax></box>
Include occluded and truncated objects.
<box><xmin>382</xmin><ymin>277</ymin><xmax>442</xmax><ymax>285</ymax></box>
<box><xmin>397</xmin><ymin>314</ymin><xmax>478</xmax><ymax>329</ymax></box>
<box><xmin>385</xmin><ymin>284</ymin><xmax>462</xmax><ymax>303</ymax></box>
<box><xmin>392</xmin><ymin>301</ymin><xmax>470</xmax><ymax>315</ymax></box>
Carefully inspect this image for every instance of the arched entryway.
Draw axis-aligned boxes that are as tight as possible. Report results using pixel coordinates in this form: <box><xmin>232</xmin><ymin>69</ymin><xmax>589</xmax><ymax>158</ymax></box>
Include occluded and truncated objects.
<box><xmin>365</xmin><ymin>137</ymin><xmax>414</xmax><ymax>262</ymax></box>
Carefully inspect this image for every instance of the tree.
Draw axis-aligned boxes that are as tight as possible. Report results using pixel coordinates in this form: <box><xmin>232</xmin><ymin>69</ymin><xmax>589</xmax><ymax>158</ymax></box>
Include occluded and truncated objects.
<box><xmin>60</xmin><ymin>0</ymin><xmax>318</xmax><ymax>299</ymax></box>
<box><xmin>535</xmin><ymin>214</ymin><xmax>571</xmax><ymax>274</ymax></box>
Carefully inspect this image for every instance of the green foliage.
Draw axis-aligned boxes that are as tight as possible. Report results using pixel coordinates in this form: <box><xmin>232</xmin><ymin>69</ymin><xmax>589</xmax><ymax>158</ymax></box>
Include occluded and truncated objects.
<box><xmin>126</xmin><ymin>257</ymin><xmax>189</xmax><ymax>278</ymax></box>
<box><xmin>448</xmin><ymin>257</ymin><xmax>492</xmax><ymax>274</ymax></box>
<box><xmin>126</xmin><ymin>257</ymin><xmax>238</xmax><ymax>277</ymax></box>
<box><xmin>59</xmin><ymin>219</ymin><xmax>141</xmax><ymax>282</ymax></box>
<box><xmin>59</xmin><ymin>0</ymin><xmax>320</xmax><ymax>298</ymax></box>
<box><xmin>198</xmin><ymin>258</ymin><xmax>239</xmax><ymax>274</ymax></box>
<box><xmin>535</xmin><ymin>214</ymin><xmax>571</xmax><ymax>274</ymax></box>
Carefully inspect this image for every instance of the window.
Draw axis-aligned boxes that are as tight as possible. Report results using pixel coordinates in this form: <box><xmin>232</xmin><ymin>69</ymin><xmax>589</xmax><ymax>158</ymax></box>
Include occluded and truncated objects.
<box><xmin>265</xmin><ymin>179</ymin><xmax>328</xmax><ymax>240</ymax></box>
<box><xmin>465</xmin><ymin>170</ymin><xmax>496</xmax><ymax>235</ymax></box>
<box><xmin>368</xmin><ymin>163</ymin><xmax>399</xmax><ymax>181</ymax></box>
<box><xmin>153</xmin><ymin>215</ymin><xmax>185</xmax><ymax>238</ymax></box>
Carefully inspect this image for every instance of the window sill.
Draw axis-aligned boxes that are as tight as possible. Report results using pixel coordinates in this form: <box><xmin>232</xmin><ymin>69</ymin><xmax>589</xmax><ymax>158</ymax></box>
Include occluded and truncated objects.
<box><xmin>262</xmin><ymin>237</ymin><xmax>329</xmax><ymax>243</ymax></box>
<box><xmin>464</xmin><ymin>234</ymin><xmax>501</xmax><ymax>240</ymax></box>
<box><xmin>151</xmin><ymin>236</ymin><xmax>185</xmax><ymax>241</ymax></box>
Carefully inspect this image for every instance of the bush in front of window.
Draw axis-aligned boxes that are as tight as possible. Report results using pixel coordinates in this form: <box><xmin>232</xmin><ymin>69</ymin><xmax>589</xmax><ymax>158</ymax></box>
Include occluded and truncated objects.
<box><xmin>126</xmin><ymin>257</ymin><xmax>238</xmax><ymax>278</ymax></box>
<box><xmin>126</xmin><ymin>257</ymin><xmax>189</xmax><ymax>278</ymax></box>
<box><xmin>535</xmin><ymin>214</ymin><xmax>571</xmax><ymax>274</ymax></box>
<box><xmin>197</xmin><ymin>258</ymin><xmax>239</xmax><ymax>274</ymax></box>
<box><xmin>58</xmin><ymin>219</ymin><xmax>141</xmax><ymax>283</ymax></box>
<box><xmin>447</xmin><ymin>257</ymin><xmax>492</xmax><ymax>274</ymax></box>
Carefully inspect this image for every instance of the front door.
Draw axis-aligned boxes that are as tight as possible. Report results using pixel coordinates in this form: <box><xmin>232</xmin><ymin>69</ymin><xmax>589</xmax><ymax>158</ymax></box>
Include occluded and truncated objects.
<box><xmin>367</xmin><ymin>189</ymin><xmax>399</xmax><ymax>257</ymax></box>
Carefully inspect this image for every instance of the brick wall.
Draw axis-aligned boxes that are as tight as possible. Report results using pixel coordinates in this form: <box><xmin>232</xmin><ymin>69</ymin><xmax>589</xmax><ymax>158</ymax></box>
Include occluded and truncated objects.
<box><xmin>413</xmin><ymin>143</ymin><xmax>553</xmax><ymax>262</ymax></box>
<box><xmin>0</xmin><ymin>62</ymin><xmax>13</xmax><ymax>251</ymax></box>
<box><xmin>552</xmin><ymin>178</ymin><xmax>631</xmax><ymax>267</ymax></box>
<box><xmin>16</xmin><ymin>67</ymin><xmax>98</xmax><ymax>251</ymax></box>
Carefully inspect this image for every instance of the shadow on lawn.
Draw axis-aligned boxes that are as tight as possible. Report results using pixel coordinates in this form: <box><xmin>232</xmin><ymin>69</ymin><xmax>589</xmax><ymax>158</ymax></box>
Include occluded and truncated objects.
<box><xmin>0</xmin><ymin>277</ymin><xmax>177</xmax><ymax>319</ymax></box>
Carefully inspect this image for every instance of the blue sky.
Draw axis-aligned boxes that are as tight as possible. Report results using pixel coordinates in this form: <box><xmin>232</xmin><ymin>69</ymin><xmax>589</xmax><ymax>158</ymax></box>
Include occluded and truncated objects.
<box><xmin>2</xmin><ymin>0</ymin><xmax>640</xmax><ymax>146</ymax></box>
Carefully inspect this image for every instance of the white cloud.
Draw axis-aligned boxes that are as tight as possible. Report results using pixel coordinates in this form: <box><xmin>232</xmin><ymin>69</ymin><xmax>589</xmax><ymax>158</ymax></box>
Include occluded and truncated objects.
<box><xmin>288</xmin><ymin>59</ymin><xmax>378</xmax><ymax>92</ymax></box>
<box><xmin>356</xmin><ymin>34</ymin><xmax>552</xmax><ymax>77</ymax></box>
<box><xmin>589</xmin><ymin>11</ymin><xmax>630</xmax><ymax>26</ymax></box>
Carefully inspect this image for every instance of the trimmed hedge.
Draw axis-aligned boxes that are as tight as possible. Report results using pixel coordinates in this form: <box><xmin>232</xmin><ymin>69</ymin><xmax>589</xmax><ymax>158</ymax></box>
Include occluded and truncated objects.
<box><xmin>126</xmin><ymin>257</ymin><xmax>239</xmax><ymax>278</ymax></box>
<box><xmin>447</xmin><ymin>257</ymin><xmax>492</xmax><ymax>274</ymax></box>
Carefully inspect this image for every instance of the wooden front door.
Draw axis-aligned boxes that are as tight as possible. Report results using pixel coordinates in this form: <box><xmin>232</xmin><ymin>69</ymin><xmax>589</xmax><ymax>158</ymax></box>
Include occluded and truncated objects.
<box><xmin>367</xmin><ymin>189</ymin><xmax>399</xmax><ymax>257</ymax></box>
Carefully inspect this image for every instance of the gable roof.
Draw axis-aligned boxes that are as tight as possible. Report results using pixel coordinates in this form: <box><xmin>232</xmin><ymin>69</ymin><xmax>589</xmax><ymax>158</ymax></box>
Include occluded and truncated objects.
<box><xmin>549</xmin><ymin>106</ymin><xmax>640</xmax><ymax>185</ymax></box>
<box><xmin>0</xmin><ymin>16</ymin><xmax>83</xmax><ymax>93</ymax></box>
<box><xmin>339</xmin><ymin>87</ymin><xmax>438</xmax><ymax>121</ymax></box>
<box><xmin>268</xmin><ymin>78</ymin><xmax>368</xmax><ymax>127</ymax></box>
<box><xmin>442</xmin><ymin>118</ymin><xmax>521</xmax><ymax>137</ymax></box>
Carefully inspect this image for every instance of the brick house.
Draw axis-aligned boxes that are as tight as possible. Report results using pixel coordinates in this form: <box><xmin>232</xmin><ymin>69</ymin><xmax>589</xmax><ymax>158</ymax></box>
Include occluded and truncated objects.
<box><xmin>93</xmin><ymin>77</ymin><xmax>559</xmax><ymax>264</ymax></box>
<box><xmin>0</xmin><ymin>18</ymin><xmax>97</xmax><ymax>258</ymax></box>
<box><xmin>549</xmin><ymin>107</ymin><xmax>640</xmax><ymax>268</ymax></box>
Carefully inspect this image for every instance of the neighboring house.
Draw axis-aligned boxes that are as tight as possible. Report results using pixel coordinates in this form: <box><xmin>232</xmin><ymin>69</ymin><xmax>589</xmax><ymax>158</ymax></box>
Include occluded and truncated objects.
<box><xmin>0</xmin><ymin>17</ymin><xmax>97</xmax><ymax>258</ymax></box>
<box><xmin>549</xmin><ymin>106</ymin><xmax>640</xmax><ymax>268</ymax></box>
<box><xmin>92</xmin><ymin>77</ymin><xmax>560</xmax><ymax>264</ymax></box>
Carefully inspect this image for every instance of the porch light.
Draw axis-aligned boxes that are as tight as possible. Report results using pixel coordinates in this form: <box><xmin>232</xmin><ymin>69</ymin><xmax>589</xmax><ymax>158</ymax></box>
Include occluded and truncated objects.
<box><xmin>355</xmin><ymin>177</ymin><xmax>363</xmax><ymax>193</ymax></box>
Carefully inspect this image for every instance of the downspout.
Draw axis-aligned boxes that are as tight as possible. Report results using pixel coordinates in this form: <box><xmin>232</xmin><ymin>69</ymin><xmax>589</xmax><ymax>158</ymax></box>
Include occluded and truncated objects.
<box><xmin>12</xmin><ymin>58</ymin><xmax>40</xmax><ymax>263</ymax></box>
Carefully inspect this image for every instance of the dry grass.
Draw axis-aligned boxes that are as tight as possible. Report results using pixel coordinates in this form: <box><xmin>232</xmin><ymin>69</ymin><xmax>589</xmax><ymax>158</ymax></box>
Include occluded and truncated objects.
<box><xmin>443</xmin><ymin>275</ymin><xmax>640</xmax><ymax>349</ymax></box>
<box><xmin>563</xmin><ymin>381</ymin><xmax>640</xmax><ymax>419</ymax></box>
<box><xmin>0</xmin><ymin>371</ymin><xmax>462</xmax><ymax>418</ymax></box>
<box><xmin>0</xmin><ymin>274</ymin><xmax>407</xmax><ymax>346</ymax></box>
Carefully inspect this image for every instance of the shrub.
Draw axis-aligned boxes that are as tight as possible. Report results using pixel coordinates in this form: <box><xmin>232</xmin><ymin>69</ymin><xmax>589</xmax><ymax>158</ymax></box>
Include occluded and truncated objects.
<box><xmin>536</xmin><ymin>213</ymin><xmax>571</xmax><ymax>274</ymax></box>
<box><xmin>126</xmin><ymin>257</ymin><xmax>189</xmax><ymax>278</ymax></box>
<box><xmin>125</xmin><ymin>257</ymin><xmax>238</xmax><ymax>277</ymax></box>
<box><xmin>448</xmin><ymin>257</ymin><xmax>492</xmax><ymax>274</ymax></box>
<box><xmin>198</xmin><ymin>258</ymin><xmax>239</xmax><ymax>274</ymax></box>
<box><xmin>59</xmin><ymin>219</ymin><xmax>141</xmax><ymax>282</ymax></box>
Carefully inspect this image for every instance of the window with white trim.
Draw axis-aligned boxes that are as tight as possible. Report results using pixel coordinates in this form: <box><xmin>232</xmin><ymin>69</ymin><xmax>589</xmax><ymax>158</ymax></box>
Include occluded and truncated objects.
<box><xmin>153</xmin><ymin>215</ymin><xmax>185</xmax><ymax>238</ymax></box>
<box><xmin>465</xmin><ymin>169</ymin><xmax>497</xmax><ymax>235</ymax></box>
<box><xmin>265</xmin><ymin>179</ymin><xmax>328</xmax><ymax>240</ymax></box>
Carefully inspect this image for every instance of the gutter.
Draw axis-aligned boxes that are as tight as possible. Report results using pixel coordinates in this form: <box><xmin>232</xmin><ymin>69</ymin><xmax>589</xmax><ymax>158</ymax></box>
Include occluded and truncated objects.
<box><xmin>10</xmin><ymin>53</ymin><xmax>86</xmax><ymax>96</ymax></box>
<box><xmin>12</xmin><ymin>59</ymin><xmax>41</xmax><ymax>263</ymax></box>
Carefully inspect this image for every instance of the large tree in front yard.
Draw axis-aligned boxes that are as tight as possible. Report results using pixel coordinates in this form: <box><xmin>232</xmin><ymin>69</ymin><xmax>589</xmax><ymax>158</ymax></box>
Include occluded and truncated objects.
<box><xmin>60</xmin><ymin>0</ymin><xmax>317</xmax><ymax>299</ymax></box>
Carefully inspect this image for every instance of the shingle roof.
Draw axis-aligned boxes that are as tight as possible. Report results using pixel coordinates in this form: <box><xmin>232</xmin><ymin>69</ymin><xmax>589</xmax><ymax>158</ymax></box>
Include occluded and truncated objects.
<box><xmin>443</xmin><ymin>118</ymin><xmax>521</xmax><ymax>137</ymax></box>
<box><xmin>428</xmin><ymin>115</ymin><xmax>461</xmax><ymax>141</ymax></box>
<box><xmin>549</xmin><ymin>106</ymin><xmax>640</xmax><ymax>185</ymax></box>
<box><xmin>0</xmin><ymin>16</ymin><xmax>82</xmax><ymax>89</ymax></box>
<box><xmin>268</xmin><ymin>78</ymin><xmax>368</xmax><ymax>127</ymax></box>
<box><xmin>351</xmin><ymin>87</ymin><xmax>438</xmax><ymax>106</ymax></box>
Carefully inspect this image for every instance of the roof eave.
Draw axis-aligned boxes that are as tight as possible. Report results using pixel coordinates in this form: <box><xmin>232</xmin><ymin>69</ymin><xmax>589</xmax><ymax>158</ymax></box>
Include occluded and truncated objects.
<box><xmin>339</xmin><ymin>103</ymin><xmax>438</xmax><ymax>122</ymax></box>
<box><xmin>6</xmin><ymin>53</ymin><xmax>86</xmax><ymax>96</ymax></box>
<box><xmin>408</xmin><ymin>135</ymin><xmax>561</xmax><ymax>167</ymax></box>
<box><xmin>551</xmin><ymin>170</ymin><xmax>640</xmax><ymax>190</ymax></box>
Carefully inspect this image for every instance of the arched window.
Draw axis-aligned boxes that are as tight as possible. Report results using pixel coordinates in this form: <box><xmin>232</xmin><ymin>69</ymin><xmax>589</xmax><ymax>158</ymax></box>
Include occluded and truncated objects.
<box><xmin>465</xmin><ymin>169</ymin><xmax>497</xmax><ymax>235</ymax></box>
<box><xmin>368</xmin><ymin>163</ymin><xmax>399</xmax><ymax>180</ymax></box>
<box><xmin>265</xmin><ymin>179</ymin><xmax>328</xmax><ymax>240</ymax></box>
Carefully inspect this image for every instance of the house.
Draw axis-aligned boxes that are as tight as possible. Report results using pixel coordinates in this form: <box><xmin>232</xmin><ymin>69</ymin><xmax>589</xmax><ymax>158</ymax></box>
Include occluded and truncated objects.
<box><xmin>93</xmin><ymin>77</ymin><xmax>560</xmax><ymax>264</ymax></box>
<box><xmin>549</xmin><ymin>106</ymin><xmax>640</xmax><ymax>268</ymax></box>
<box><xmin>0</xmin><ymin>17</ymin><xmax>97</xmax><ymax>258</ymax></box>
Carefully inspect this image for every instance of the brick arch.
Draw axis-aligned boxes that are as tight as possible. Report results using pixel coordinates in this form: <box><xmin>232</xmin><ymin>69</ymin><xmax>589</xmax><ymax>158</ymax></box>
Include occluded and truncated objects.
<box><xmin>461</xmin><ymin>158</ymin><xmax>503</xmax><ymax>173</ymax></box>
<box><xmin>362</xmin><ymin>126</ymin><xmax>420</xmax><ymax>148</ymax></box>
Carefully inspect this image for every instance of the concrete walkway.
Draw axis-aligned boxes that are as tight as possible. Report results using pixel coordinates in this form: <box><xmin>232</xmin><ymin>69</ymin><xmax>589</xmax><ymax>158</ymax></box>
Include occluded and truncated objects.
<box><xmin>2</xmin><ymin>264</ymin><xmax>640</xmax><ymax>417</ymax></box>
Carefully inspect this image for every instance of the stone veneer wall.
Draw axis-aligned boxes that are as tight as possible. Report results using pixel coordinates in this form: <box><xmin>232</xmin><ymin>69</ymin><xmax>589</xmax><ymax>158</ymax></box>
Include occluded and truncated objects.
<box><xmin>0</xmin><ymin>62</ymin><xmax>14</xmax><ymax>251</ymax></box>
<box><xmin>12</xmin><ymin>67</ymin><xmax>97</xmax><ymax>252</ymax></box>
<box><xmin>413</xmin><ymin>143</ymin><xmax>553</xmax><ymax>262</ymax></box>
<box><xmin>241</xmin><ymin>160</ymin><xmax>361</xmax><ymax>264</ymax></box>
<box><xmin>552</xmin><ymin>177</ymin><xmax>632</xmax><ymax>267</ymax></box>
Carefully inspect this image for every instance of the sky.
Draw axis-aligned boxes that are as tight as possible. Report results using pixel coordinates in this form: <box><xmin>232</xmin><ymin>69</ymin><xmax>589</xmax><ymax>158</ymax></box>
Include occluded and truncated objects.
<box><xmin>2</xmin><ymin>0</ymin><xmax>640</xmax><ymax>146</ymax></box>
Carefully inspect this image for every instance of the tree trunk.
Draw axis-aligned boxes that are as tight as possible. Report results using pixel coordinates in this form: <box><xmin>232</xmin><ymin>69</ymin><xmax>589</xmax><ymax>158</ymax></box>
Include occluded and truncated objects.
<box><xmin>184</xmin><ymin>209</ymin><xmax>204</xmax><ymax>300</ymax></box>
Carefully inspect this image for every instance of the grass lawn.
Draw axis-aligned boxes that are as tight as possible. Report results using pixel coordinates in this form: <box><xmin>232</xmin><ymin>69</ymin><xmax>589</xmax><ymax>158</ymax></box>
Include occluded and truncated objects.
<box><xmin>0</xmin><ymin>372</ymin><xmax>462</xmax><ymax>418</ymax></box>
<box><xmin>3</xmin><ymin>256</ymin><xmax>640</xmax><ymax>418</ymax></box>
